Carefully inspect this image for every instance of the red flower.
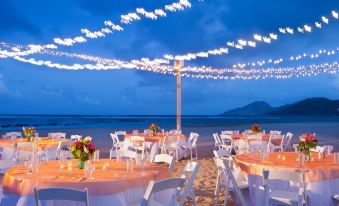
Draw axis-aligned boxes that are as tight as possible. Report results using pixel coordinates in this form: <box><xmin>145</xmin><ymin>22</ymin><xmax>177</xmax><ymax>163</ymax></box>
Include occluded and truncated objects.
<box><xmin>88</xmin><ymin>143</ymin><xmax>96</xmax><ymax>152</ymax></box>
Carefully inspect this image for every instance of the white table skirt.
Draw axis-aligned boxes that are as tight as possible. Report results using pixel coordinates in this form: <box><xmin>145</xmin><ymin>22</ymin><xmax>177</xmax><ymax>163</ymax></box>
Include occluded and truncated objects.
<box><xmin>0</xmin><ymin>186</ymin><xmax>175</xmax><ymax>206</ymax></box>
<box><xmin>247</xmin><ymin>174</ymin><xmax>339</xmax><ymax>206</ymax></box>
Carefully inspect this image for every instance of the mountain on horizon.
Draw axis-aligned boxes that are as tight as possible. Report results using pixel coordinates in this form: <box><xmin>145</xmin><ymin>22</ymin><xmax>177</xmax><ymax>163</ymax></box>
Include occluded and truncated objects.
<box><xmin>221</xmin><ymin>97</ymin><xmax>339</xmax><ymax>116</ymax></box>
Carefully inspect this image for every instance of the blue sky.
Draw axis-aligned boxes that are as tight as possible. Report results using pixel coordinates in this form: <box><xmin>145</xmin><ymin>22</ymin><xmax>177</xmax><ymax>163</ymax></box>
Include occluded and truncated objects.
<box><xmin>0</xmin><ymin>0</ymin><xmax>339</xmax><ymax>115</ymax></box>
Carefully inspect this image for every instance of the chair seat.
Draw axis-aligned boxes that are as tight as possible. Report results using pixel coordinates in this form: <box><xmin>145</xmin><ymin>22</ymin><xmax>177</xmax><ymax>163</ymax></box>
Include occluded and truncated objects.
<box><xmin>333</xmin><ymin>193</ymin><xmax>339</xmax><ymax>201</ymax></box>
<box><xmin>270</xmin><ymin>190</ymin><xmax>299</xmax><ymax>205</ymax></box>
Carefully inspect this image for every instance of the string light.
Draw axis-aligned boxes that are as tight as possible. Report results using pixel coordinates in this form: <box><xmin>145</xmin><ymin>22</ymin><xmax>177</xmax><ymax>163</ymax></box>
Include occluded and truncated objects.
<box><xmin>1</xmin><ymin>44</ymin><xmax>338</xmax><ymax>81</ymax></box>
<box><xmin>232</xmin><ymin>47</ymin><xmax>339</xmax><ymax>68</ymax></box>
<box><xmin>161</xmin><ymin>10</ymin><xmax>339</xmax><ymax>61</ymax></box>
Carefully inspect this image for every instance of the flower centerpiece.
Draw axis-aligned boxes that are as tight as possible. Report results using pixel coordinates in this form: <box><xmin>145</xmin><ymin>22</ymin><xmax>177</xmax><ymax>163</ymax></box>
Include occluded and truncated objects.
<box><xmin>297</xmin><ymin>132</ymin><xmax>318</xmax><ymax>157</ymax></box>
<box><xmin>70</xmin><ymin>136</ymin><xmax>96</xmax><ymax>169</ymax></box>
<box><xmin>250</xmin><ymin>124</ymin><xmax>261</xmax><ymax>134</ymax></box>
<box><xmin>22</xmin><ymin>127</ymin><xmax>36</xmax><ymax>142</ymax></box>
<box><xmin>149</xmin><ymin>123</ymin><xmax>160</xmax><ymax>134</ymax></box>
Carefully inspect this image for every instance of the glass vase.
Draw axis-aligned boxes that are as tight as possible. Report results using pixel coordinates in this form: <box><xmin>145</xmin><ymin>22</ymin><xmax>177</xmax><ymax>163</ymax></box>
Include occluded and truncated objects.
<box><xmin>77</xmin><ymin>159</ymin><xmax>85</xmax><ymax>169</ymax></box>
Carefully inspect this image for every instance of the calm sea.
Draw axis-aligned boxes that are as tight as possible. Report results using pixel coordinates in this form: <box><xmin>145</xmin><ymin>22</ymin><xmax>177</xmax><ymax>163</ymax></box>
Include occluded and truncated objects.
<box><xmin>1</xmin><ymin>115</ymin><xmax>338</xmax><ymax>151</ymax></box>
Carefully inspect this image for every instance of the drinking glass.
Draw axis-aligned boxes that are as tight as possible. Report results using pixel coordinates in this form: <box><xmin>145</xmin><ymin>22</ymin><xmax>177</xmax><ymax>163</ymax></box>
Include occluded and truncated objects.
<box><xmin>24</xmin><ymin>158</ymin><xmax>33</xmax><ymax>174</ymax></box>
<box><xmin>94</xmin><ymin>150</ymin><xmax>100</xmax><ymax>162</ymax></box>
<box><xmin>85</xmin><ymin>161</ymin><xmax>94</xmax><ymax>179</ymax></box>
<box><xmin>126</xmin><ymin>158</ymin><xmax>134</xmax><ymax>173</ymax></box>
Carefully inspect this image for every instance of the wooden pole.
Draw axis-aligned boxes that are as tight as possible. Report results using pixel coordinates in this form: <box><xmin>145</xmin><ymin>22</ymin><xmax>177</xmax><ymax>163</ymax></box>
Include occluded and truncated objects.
<box><xmin>174</xmin><ymin>60</ymin><xmax>184</xmax><ymax>131</ymax></box>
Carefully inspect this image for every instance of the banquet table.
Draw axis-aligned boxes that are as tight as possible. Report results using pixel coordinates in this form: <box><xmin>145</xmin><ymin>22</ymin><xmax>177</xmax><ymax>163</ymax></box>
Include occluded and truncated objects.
<box><xmin>234</xmin><ymin>152</ymin><xmax>339</xmax><ymax>206</ymax></box>
<box><xmin>124</xmin><ymin>133</ymin><xmax>187</xmax><ymax>160</ymax></box>
<box><xmin>0</xmin><ymin>138</ymin><xmax>71</xmax><ymax>160</ymax></box>
<box><xmin>1</xmin><ymin>159</ymin><xmax>171</xmax><ymax>206</ymax></box>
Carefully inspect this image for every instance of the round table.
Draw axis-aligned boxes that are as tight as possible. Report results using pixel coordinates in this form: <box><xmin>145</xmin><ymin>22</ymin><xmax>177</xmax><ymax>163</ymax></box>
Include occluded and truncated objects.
<box><xmin>1</xmin><ymin>159</ymin><xmax>171</xmax><ymax>206</ymax></box>
<box><xmin>124</xmin><ymin>133</ymin><xmax>187</xmax><ymax>160</ymax></box>
<box><xmin>0</xmin><ymin>138</ymin><xmax>71</xmax><ymax>160</ymax></box>
<box><xmin>234</xmin><ymin>152</ymin><xmax>339</xmax><ymax>206</ymax></box>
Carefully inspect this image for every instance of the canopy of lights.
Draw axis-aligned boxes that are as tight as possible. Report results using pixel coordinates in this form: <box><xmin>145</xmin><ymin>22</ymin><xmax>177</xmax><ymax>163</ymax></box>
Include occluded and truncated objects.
<box><xmin>0</xmin><ymin>0</ymin><xmax>338</xmax><ymax>80</ymax></box>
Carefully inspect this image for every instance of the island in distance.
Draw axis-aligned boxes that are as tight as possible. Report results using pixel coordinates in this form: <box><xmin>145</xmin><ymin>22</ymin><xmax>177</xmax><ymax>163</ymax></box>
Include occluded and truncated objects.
<box><xmin>221</xmin><ymin>97</ymin><xmax>339</xmax><ymax>116</ymax></box>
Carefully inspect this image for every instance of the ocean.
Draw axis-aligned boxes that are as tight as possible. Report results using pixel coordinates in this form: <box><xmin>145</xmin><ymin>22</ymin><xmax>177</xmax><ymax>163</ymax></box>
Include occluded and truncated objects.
<box><xmin>1</xmin><ymin>115</ymin><xmax>338</xmax><ymax>152</ymax></box>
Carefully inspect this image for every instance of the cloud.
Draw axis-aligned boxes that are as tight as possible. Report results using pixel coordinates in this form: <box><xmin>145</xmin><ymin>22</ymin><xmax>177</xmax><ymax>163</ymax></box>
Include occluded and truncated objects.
<box><xmin>0</xmin><ymin>0</ymin><xmax>42</xmax><ymax>37</ymax></box>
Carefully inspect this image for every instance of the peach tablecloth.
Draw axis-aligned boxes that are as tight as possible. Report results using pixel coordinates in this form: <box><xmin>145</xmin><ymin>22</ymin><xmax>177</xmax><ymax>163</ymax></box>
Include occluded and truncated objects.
<box><xmin>234</xmin><ymin>152</ymin><xmax>339</xmax><ymax>182</ymax></box>
<box><xmin>3</xmin><ymin>159</ymin><xmax>170</xmax><ymax>196</ymax></box>
<box><xmin>234</xmin><ymin>152</ymin><xmax>339</xmax><ymax>206</ymax></box>
<box><xmin>125</xmin><ymin>133</ymin><xmax>186</xmax><ymax>143</ymax></box>
<box><xmin>0</xmin><ymin>138</ymin><xmax>69</xmax><ymax>151</ymax></box>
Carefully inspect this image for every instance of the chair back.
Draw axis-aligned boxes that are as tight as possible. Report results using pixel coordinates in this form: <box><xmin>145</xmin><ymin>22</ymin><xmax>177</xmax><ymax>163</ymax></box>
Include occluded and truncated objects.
<box><xmin>269</xmin><ymin>130</ymin><xmax>281</xmax><ymax>135</ymax></box>
<box><xmin>141</xmin><ymin>177</ymin><xmax>185</xmax><ymax>206</ymax></box>
<box><xmin>34</xmin><ymin>187</ymin><xmax>89</xmax><ymax>206</ymax></box>
<box><xmin>213</xmin><ymin>149</ymin><xmax>231</xmax><ymax>158</ymax></box>
<box><xmin>5</xmin><ymin>132</ymin><xmax>22</xmax><ymax>139</ymax></box>
<box><xmin>70</xmin><ymin>135</ymin><xmax>82</xmax><ymax>141</ymax></box>
<box><xmin>188</xmin><ymin>132</ymin><xmax>199</xmax><ymax>147</ymax></box>
<box><xmin>221</xmin><ymin>130</ymin><xmax>233</xmax><ymax>135</ymax></box>
<box><xmin>180</xmin><ymin>162</ymin><xmax>200</xmax><ymax>205</ymax></box>
<box><xmin>213</xmin><ymin>133</ymin><xmax>222</xmax><ymax>145</ymax></box>
<box><xmin>283</xmin><ymin>132</ymin><xmax>293</xmax><ymax>151</ymax></box>
<box><xmin>16</xmin><ymin>142</ymin><xmax>34</xmax><ymax>161</ymax></box>
<box><xmin>154</xmin><ymin>154</ymin><xmax>175</xmax><ymax>171</ymax></box>
<box><xmin>220</xmin><ymin>134</ymin><xmax>232</xmax><ymax>145</ymax></box>
<box><xmin>115</xmin><ymin>131</ymin><xmax>126</xmax><ymax>140</ymax></box>
<box><xmin>110</xmin><ymin>133</ymin><xmax>121</xmax><ymax>150</ymax></box>
<box><xmin>163</xmin><ymin>135</ymin><xmax>179</xmax><ymax>147</ymax></box>
<box><xmin>132</xmin><ymin>130</ymin><xmax>139</xmax><ymax>134</ymax></box>
<box><xmin>214</xmin><ymin>158</ymin><xmax>248</xmax><ymax>206</ymax></box>
<box><xmin>262</xmin><ymin>169</ymin><xmax>306</xmax><ymax>205</ymax></box>
<box><xmin>49</xmin><ymin>133</ymin><xmax>66</xmax><ymax>139</ymax></box>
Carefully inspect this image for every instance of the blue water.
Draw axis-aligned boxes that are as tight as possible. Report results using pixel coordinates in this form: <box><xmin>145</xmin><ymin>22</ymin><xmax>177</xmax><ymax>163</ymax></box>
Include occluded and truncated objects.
<box><xmin>1</xmin><ymin>115</ymin><xmax>338</xmax><ymax>152</ymax></box>
<box><xmin>1</xmin><ymin>115</ymin><xmax>339</xmax><ymax>130</ymax></box>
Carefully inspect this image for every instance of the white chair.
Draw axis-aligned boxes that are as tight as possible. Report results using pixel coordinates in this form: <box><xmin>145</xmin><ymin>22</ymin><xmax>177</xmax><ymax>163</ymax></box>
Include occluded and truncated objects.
<box><xmin>310</xmin><ymin>145</ymin><xmax>325</xmax><ymax>153</ymax></box>
<box><xmin>213</xmin><ymin>133</ymin><xmax>231</xmax><ymax>152</ymax></box>
<box><xmin>233</xmin><ymin>130</ymin><xmax>240</xmax><ymax>135</ymax></box>
<box><xmin>214</xmin><ymin>157</ymin><xmax>248</xmax><ymax>206</ymax></box>
<box><xmin>119</xmin><ymin>149</ymin><xmax>137</xmax><ymax>159</ymax></box>
<box><xmin>213</xmin><ymin>149</ymin><xmax>231</xmax><ymax>158</ymax></box>
<box><xmin>48</xmin><ymin>132</ymin><xmax>66</xmax><ymax>139</ymax></box>
<box><xmin>268</xmin><ymin>134</ymin><xmax>285</xmax><ymax>152</ymax></box>
<box><xmin>115</xmin><ymin>130</ymin><xmax>126</xmax><ymax>140</ymax></box>
<box><xmin>130</xmin><ymin>136</ymin><xmax>146</xmax><ymax>159</ymax></box>
<box><xmin>0</xmin><ymin>159</ymin><xmax>15</xmax><ymax>174</ymax></box>
<box><xmin>283</xmin><ymin>132</ymin><xmax>293</xmax><ymax>151</ymax></box>
<box><xmin>170</xmin><ymin>129</ymin><xmax>182</xmax><ymax>134</ymax></box>
<box><xmin>262</xmin><ymin>169</ymin><xmax>306</xmax><ymax>206</ymax></box>
<box><xmin>221</xmin><ymin>130</ymin><xmax>233</xmax><ymax>135</ymax></box>
<box><xmin>132</xmin><ymin>130</ymin><xmax>139</xmax><ymax>134</ymax></box>
<box><xmin>213</xmin><ymin>133</ymin><xmax>223</xmax><ymax>150</ymax></box>
<box><xmin>5</xmin><ymin>132</ymin><xmax>22</xmax><ymax>139</ymax></box>
<box><xmin>220</xmin><ymin>134</ymin><xmax>233</xmax><ymax>152</ymax></box>
<box><xmin>34</xmin><ymin>187</ymin><xmax>89</xmax><ymax>206</ymax></box>
<box><xmin>269</xmin><ymin>130</ymin><xmax>282</xmax><ymax>135</ymax></box>
<box><xmin>154</xmin><ymin>154</ymin><xmax>175</xmax><ymax>172</ymax></box>
<box><xmin>70</xmin><ymin>135</ymin><xmax>82</xmax><ymax>141</ymax></box>
<box><xmin>183</xmin><ymin>132</ymin><xmax>199</xmax><ymax>161</ymax></box>
<box><xmin>161</xmin><ymin>135</ymin><xmax>180</xmax><ymax>161</ymax></box>
<box><xmin>140</xmin><ymin>177</ymin><xmax>185</xmax><ymax>206</ymax></box>
<box><xmin>16</xmin><ymin>142</ymin><xmax>34</xmax><ymax>162</ymax></box>
<box><xmin>110</xmin><ymin>133</ymin><xmax>123</xmax><ymax>150</ymax></box>
<box><xmin>179</xmin><ymin>162</ymin><xmax>201</xmax><ymax>206</ymax></box>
